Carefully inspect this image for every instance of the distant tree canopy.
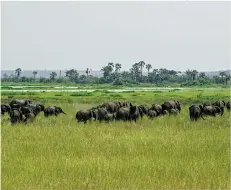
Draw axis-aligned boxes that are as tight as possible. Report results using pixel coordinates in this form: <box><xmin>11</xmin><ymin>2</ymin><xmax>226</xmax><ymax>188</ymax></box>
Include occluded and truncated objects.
<box><xmin>2</xmin><ymin>64</ymin><xmax>230</xmax><ymax>86</ymax></box>
<box><xmin>32</xmin><ymin>71</ymin><xmax>38</xmax><ymax>81</ymax></box>
<box><xmin>50</xmin><ymin>72</ymin><xmax>57</xmax><ymax>80</ymax></box>
<box><xmin>65</xmin><ymin>69</ymin><xmax>79</xmax><ymax>83</ymax></box>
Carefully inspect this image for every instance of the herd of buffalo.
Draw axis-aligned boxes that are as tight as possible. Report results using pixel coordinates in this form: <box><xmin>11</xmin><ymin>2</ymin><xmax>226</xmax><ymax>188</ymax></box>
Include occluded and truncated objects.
<box><xmin>1</xmin><ymin>99</ymin><xmax>230</xmax><ymax>125</ymax></box>
<box><xmin>1</xmin><ymin>99</ymin><xmax>66</xmax><ymax>124</ymax></box>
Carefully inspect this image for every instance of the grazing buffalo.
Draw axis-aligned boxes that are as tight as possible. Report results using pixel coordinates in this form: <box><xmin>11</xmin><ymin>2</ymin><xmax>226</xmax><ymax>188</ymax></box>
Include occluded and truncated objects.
<box><xmin>162</xmin><ymin>100</ymin><xmax>181</xmax><ymax>113</ymax></box>
<box><xmin>9</xmin><ymin>99</ymin><xmax>32</xmax><ymax>107</ymax></box>
<box><xmin>20</xmin><ymin>106</ymin><xmax>34</xmax><ymax>115</ymax></box>
<box><xmin>25</xmin><ymin>112</ymin><xmax>36</xmax><ymax>122</ymax></box>
<box><xmin>97</xmin><ymin>107</ymin><xmax>107</xmax><ymax>121</ymax></box>
<box><xmin>189</xmin><ymin>105</ymin><xmax>204</xmax><ymax>121</ymax></box>
<box><xmin>147</xmin><ymin>109</ymin><xmax>157</xmax><ymax>119</ymax></box>
<box><xmin>1</xmin><ymin>104</ymin><xmax>11</xmax><ymax>115</ymax></box>
<box><xmin>27</xmin><ymin>103</ymin><xmax>45</xmax><ymax>115</ymax></box>
<box><xmin>129</xmin><ymin>105</ymin><xmax>140</xmax><ymax>122</ymax></box>
<box><xmin>44</xmin><ymin>106</ymin><xmax>66</xmax><ymax>117</ymax></box>
<box><xmin>90</xmin><ymin>108</ymin><xmax>99</xmax><ymax>121</ymax></box>
<box><xmin>150</xmin><ymin>104</ymin><xmax>162</xmax><ymax>116</ymax></box>
<box><xmin>116</xmin><ymin>107</ymin><xmax>130</xmax><ymax>121</ymax></box>
<box><xmin>104</xmin><ymin>113</ymin><xmax>116</xmax><ymax>122</ymax></box>
<box><xmin>212</xmin><ymin>100</ymin><xmax>226</xmax><ymax>116</ymax></box>
<box><xmin>76</xmin><ymin>110</ymin><xmax>93</xmax><ymax>123</ymax></box>
<box><xmin>162</xmin><ymin>110</ymin><xmax>169</xmax><ymax>115</ymax></box>
<box><xmin>202</xmin><ymin>102</ymin><xmax>211</xmax><ymax>107</ymax></box>
<box><xmin>169</xmin><ymin>108</ymin><xmax>179</xmax><ymax>116</ymax></box>
<box><xmin>226</xmin><ymin>101</ymin><xmax>231</xmax><ymax>111</ymax></box>
<box><xmin>100</xmin><ymin>102</ymin><xmax>120</xmax><ymax>113</ymax></box>
<box><xmin>138</xmin><ymin>105</ymin><xmax>148</xmax><ymax>118</ymax></box>
<box><xmin>10</xmin><ymin>108</ymin><xmax>26</xmax><ymax>125</ymax></box>
<box><xmin>201</xmin><ymin>106</ymin><xmax>222</xmax><ymax>117</ymax></box>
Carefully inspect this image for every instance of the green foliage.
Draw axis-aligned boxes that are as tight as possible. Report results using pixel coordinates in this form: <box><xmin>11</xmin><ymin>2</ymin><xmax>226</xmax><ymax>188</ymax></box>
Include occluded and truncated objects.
<box><xmin>1</xmin><ymin>87</ymin><xmax>230</xmax><ymax>106</ymax></box>
<box><xmin>15</xmin><ymin>68</ymin><xmax>21</xmax><ymax>78</ymax></box>
<box><xmin>70</xmin><ymin>92</ymin><xmax>94</xmax><ymax>97</ymax></box>
<box><xmin>54</xmin><ymin>94</ymin><xmax>63</xmax><ymax>97</ymax></box>
<box><xmin>113</xmin><ymin>78</ymin><xmax>123</xmax><ymax>85</ymax></box>
<box><xmin>100</xmin><ymin>63</ymin><xmax>115</xmax><ymax>83</ymax></box>
<box><xmin>50</xmin><ymin>72</ymin><xmax>57</xmax><ymax>80</ymax></box>
<box><xmin>2</xmin><ymin>65</ymin><xmax>231</xmax><ymax>87</ymax></box>
<box><xmin>65</xmin><ymin>69</ymin><xmax>79</xmax><ymax>83</ymax></box>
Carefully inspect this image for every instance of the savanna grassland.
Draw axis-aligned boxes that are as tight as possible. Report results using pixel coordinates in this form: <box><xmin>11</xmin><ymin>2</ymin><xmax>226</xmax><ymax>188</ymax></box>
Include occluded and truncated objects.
<box><xmin>1</xmin><ymin>87</ymin><xmax>230</xmax><ymax>189</ymax></box>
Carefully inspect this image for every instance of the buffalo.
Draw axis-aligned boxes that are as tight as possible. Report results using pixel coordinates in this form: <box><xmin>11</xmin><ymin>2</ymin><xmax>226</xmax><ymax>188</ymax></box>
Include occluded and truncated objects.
<box><xmin>189</xmin><ymin>105</ymin><xmax>204</xmax><ymax>121</ymax></box>
<box><xmin>44</xmin><ymin>106</ymin><xmax>66</xmax><ymax>117</ymax></box>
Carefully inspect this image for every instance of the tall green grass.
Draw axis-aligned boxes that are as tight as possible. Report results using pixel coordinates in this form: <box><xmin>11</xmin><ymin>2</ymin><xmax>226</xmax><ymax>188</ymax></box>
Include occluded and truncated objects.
<box><xmin>1</xmin><ymin>88</ymin><xmax>230</xmax><ymax>105</ymax></box>
<box><xmin>1</xmin><ymin>100</ymin><xmax>230</xmax><ymax>189</ymax></box>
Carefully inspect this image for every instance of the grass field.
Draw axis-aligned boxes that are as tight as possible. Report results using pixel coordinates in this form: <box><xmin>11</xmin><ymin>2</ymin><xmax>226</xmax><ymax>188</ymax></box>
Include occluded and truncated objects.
<box><xmin>1</xmin><ymin>87</ymin><xmax>231</xmax><ymax>189</ymax></box>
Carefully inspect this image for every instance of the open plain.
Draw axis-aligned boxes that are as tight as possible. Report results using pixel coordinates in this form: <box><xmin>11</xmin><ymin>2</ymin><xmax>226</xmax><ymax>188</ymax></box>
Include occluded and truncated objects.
<box><xmin>1</xmin><ymin>86</ymin><xmax>230</xmax><ymax>189</ymax></box>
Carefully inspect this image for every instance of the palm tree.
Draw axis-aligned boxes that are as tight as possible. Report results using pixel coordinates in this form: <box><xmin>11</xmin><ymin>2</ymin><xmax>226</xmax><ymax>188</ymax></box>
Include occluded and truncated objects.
<box><xmin>219</xmin><ymin>71</ymin><xmax>226</xmax><ymax>84</ymax></box>
<box><xmin>130</xmin><ymin>62</ymin><xmax>141</xmax><ymax>82</ymax></box>
<box><xmin>145</xmin><ymin>64</ymin><xmax>152</xmax><ymax>82</ymax></box>
<box><xmin>185</xmin><ymin>69</ymin><xmax>192</xmax><ymax>80</ymax></box>
<box><xmin>115</xmin><ymin>63</ymin><xmax>122</xmax><ymax>73</ymax></box>
<box><xmin>32</xmin><ymin>71</ymin><xmax>38</xmax><ymax>82</ymax></box>
<box><xmin>192</xmin><ymin>70</ymin><xmax>198</xmax><ymax>80</ymax></box>
<box><xmin>85</xmin><ymin>68</ymin><xmax>92</xmax><ymax>79</ymax></box>
<box><xmin>121</xmin><ymin>71</ymin><xmax>130</xmax><ymax>80</ymax></box>
<box><xmin>146</xmin><ymin>64</ymin><xmax>152</xmax><ymax>75</ymax></box>
<box><xmin>152</xmin><ymin>69</ymin><xmax>159</xmax><ymax>85</ymax></box>
<box><xmin>50</xmin><ymin>72</ymin><xmax>57</xmax><ymax>80</ymax></box>
<box><xmin>225</xmin><ymin>74</ymin><xmax>230</xmax><ymax>85</ymax></box>
<box><xmin>213</xmin><ymin>75</ymin><xmax>219</xmax><ymax>84</ymax></box>
<box><xmin>108</xmin><ymin>62</ymin><xmax>114</xmax><ymax>69</ymax></box>
<box><xmin>199</xmin><ymin>72</ymin><xmax>205</xmax><ymax>79</ymax></box>
<box><xmin>138</xmin><ymin>61</ymin><xmax>145</xmax><ymax>81</ymax></box>
<box><xmin>15</xmin><ymin>68</ymin><xmax>22</xmax><ymax>78</ymax></box>
<box><xmin>108</xmin><ymin>62</ymin><xmax>114</xmax><ymax>73</ymax></box>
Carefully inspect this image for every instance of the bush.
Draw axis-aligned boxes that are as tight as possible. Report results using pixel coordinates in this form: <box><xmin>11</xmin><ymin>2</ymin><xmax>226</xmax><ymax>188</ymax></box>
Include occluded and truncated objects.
<box><xmin>113</xmin><ymin>78</ymin><xmax>123</xmax><ymax>86</ymax></box>
<box><xmin>70</xmin><ymin>92</ymin><xmax>93</xmax><ymax>97</ymax></box>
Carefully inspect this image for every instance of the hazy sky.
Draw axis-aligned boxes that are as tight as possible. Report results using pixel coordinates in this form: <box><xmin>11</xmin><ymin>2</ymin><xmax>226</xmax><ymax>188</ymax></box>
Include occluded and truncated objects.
<box><xmin>1</xmin><ymin>1</ymin><xmax>230</xmax><ymax>71</ymax></box>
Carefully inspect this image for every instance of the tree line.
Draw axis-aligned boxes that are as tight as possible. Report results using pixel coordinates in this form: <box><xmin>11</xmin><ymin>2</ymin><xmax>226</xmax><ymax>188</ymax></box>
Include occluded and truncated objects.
<box><xmin>2</xmin><ymin>61</ymin><xmax>230</xmax><ymax>86</ymax></box>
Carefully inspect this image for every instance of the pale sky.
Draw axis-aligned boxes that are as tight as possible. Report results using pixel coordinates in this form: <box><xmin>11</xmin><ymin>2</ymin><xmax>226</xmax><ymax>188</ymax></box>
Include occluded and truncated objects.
<box><xmin>1</xmin><ymin>1</ymin><xmax>230</xmax><ymax>71</ymax></box>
